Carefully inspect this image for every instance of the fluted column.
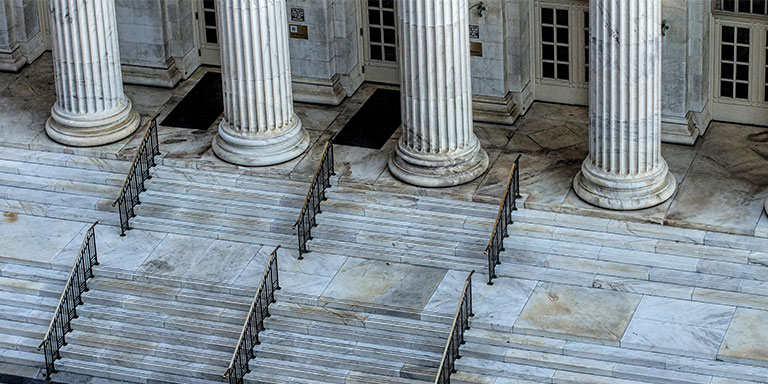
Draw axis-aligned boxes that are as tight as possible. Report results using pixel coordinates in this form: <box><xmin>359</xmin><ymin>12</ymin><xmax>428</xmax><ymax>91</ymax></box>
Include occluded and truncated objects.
<box><xmin>388</xmin><ymin>0</ymin><xmax>488</xmax><ymax>187</ymax></box>
<box><xmin>573</xmin><ymin>0</ymin><xmax>676</xmax><ymax>210</ymax></box>
<box><xmin>46</xmin><ymin>0</ymin><xmax>139</xmax><ymax>147</ymax></box>
<box><xmin>212</xmin><ymin>0</ymin><xmax>309</xmax><ymax>166</ymax></box>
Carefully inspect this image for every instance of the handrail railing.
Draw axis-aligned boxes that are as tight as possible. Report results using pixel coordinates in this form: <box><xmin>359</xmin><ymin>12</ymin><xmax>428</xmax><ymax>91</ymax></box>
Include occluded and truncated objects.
<box><xmin>37</xmin><ymin>221</ymin><xmax>99</xmax><ymax>380</ymax></box>
<box><xmin>223</xmin><ymin>245</ymin><xmax>281</xmax><ymax>384</ymax></box>
<box><xmin>292</xmin><ymin>139</ymin><xmax>335</xmax><ymax>259</ymax></box>
<box><xmin>483</xmin><ymin>154</ymin><xmax>522</xmax><ymax>285</ymax></box>
<box><xmin>435</xmin><ymin>271</ymin><xmax>475</xmax><ymax>384</ymax></box>
<box><xmin>113</xmin><ymin>115</ymin><xmax>160</xmax><ymax>236</ymax></box>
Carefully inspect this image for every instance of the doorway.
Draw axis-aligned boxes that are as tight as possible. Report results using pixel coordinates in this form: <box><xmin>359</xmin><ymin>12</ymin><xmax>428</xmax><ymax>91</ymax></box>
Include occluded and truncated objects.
<box><xmin>361</xmin><ymin>0</ymin><xmax>400</xmax><ymax>84</ymax></box>
<box><xmin>196</xmin><ymin>0</ymin><xmax>221</xmax><ymax>66</ymax></box>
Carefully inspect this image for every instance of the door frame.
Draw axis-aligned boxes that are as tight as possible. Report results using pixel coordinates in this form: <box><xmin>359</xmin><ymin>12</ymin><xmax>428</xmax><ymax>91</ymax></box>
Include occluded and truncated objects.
<box><xmin>195</xmin><ymin>0</ymin><xmax>221</xmax><ymax>66</ymax></box>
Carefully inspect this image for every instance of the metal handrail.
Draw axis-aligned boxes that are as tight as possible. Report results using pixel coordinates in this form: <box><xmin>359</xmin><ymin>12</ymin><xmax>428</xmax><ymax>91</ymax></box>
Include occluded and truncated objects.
<box><xmin>292</xmin><ymin>139</ymin><xmax>335</xmax><ymax>259</ymax></box>
<box><xmin>37</xmin><ymin>221</ymin><xmax>99</xmax><ymax>380</ymax></box>
<box><xmin>483</xmin><ymin>154</ymin><xmax>522</xmax><ymax>285</ymax></box>
<box><xmin>223</xmin><ymin>245</ymin><xmax>281</xmax><ymax>384</ymax></box>
<box><xmin>434</xmin><ymin>271</ymin><xmax>475</xmax><ymax>384</ymax></box>
<box><xmin>112</xmin><ymin>115</ymin><xmax>161</xmax><ymax>236</ymax></box>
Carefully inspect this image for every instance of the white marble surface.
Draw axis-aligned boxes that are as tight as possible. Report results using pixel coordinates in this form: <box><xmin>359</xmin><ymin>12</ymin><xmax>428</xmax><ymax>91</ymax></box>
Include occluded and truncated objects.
<box><xmin>212</xmin><ymin>0</ymin><xmax>309</xmax><ymax>166</ymax></box>
<box><xmin>621</xmin><ymin>296</ymin><xmax>735</xmax><ymax>359</ymax></box>
<box><xmin>0</xmin><ymin>211</ymin><xmax>85</xmax><ymax>265</ymax></box>
<box><xmin>46</xmin><ymin>0</ymin><xmax>140</xmax><ymax>147</ymax></box>
<box><xmin>573</xmin><ymin>0</ymin><xmax>676</xmax><ymax>210</ymax></box>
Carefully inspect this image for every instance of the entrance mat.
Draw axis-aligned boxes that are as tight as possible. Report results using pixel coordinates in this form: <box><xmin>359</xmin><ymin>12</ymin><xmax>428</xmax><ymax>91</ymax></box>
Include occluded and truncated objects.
<box><xmin>161</xmin><ymin>71</ymin><xmax>223</xmax><ymax>130</ymax></box>
<box><xmin>333</xmin><ymin>88</ymin><xmax>401</xmax><ymax>149</ymax></box>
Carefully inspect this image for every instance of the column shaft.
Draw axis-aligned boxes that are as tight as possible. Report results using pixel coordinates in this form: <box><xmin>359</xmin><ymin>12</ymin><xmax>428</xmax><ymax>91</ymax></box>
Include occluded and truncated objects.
<box><xmin>573</xmin><ymin>0</ymin><xmax>676</xmax><ymax>210</ymax></box>
<box><xmin>212</xmin><ymin>0</ymin><xmax>308</xmax><ymax>166</ymax></box>
<box><xmin>389</xmin><ymin>0</ymin><xmax>488</xmax><ymax>187</ymax></box>
<box><xmin>46</xmin><ymin>0</ymin><xmax>139</xmax><ymax>147</ymax></box>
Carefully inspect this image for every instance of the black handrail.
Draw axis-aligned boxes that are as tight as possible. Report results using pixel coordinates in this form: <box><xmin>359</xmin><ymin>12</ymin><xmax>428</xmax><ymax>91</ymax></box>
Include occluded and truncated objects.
<box><xmin>223</xmin><ymin>245</ymin><xmax>281</xmax><ymax>384</ymax></box>
<box><xmin>434</xmin><ymin>271</ymin><xmax>475</xmax><ymax>384</ymax></box>
<box><xmin>483</xmin><ymin>154</ymin><xmax>521</xmax><ymax>285</ymax></box>
<box><xmin>292</xmin><ymin>139</ymin><xmax>335</xmax><ymax>259</ymax></box>
<box><xmin>113</xmin><ymin>115</ymin><xmax>160</xmax><ymax>236</ymax></box>
<box><xmin>37</xmin><ymin>221</ymin><xmax>99</xmax><ymax>380</ymax></box>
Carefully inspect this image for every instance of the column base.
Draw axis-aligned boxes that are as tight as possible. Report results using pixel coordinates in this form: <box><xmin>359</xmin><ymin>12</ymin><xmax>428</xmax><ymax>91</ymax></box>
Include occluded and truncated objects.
<box><xmin>45</xmin><ymin>100</ymin><xmax>141</xmax><ymax>147</ymax></box>
<box><xmin>388</xmin><ymin>139</ymin><xmax>489</xmax><ymax>188</ymax></box>
<box><xmin>573</xmin><ymin>158</ymin><xmax>677</xmax><ymax>211</ymax></box>
<box><xmin>212</xmin><ymin>114</ymin><xmax>310</xmax><ymax>166</ymax></box>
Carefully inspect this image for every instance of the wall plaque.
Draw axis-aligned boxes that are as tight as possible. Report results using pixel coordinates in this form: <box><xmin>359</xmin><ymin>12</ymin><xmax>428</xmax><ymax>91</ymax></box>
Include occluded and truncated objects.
<box><xmin>470</xmin><ymin>42</ymin><xmax>483</xmax><ymax>57</ymax></box>
<box><xmin>291</xmin><ymin>8</ymin><xmax>305</xmax><ymax>22</ymax></box>
<box><xmin>469</xmin><ymin>24</ymin><xmax>480</xmax><ymax>39</ymax></box>
<box><xmin>289</xmin><ymin>24</ymin><xmax>308</xmax><ymax>40</ymax></box>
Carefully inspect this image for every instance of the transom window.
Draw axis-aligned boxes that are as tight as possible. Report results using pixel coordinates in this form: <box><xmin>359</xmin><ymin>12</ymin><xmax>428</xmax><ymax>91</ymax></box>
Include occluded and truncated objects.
<box><xmin>367</xmin><ymin>0</ymin><xmax>397</xmax><ymax>63</ymax></box>
<box><xmin>720</xmin><ymin>0</ymin><xmax>768</xmax><ymax>15</ymax></box>
<box><xmin>720</xmin><ymin>25</ymin><xmax>751</xmax><ymax>99</ymax></box>
<box><xmin>541</xmin><ymin>7</ymin><xmax>570</xmax><ymax>80</ymax></box>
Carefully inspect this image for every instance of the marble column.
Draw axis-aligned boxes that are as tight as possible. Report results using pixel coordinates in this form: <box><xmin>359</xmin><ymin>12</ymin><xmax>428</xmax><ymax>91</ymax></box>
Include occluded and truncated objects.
<box><xmin>46</xmin><ymin>0</ymin><xmax>140</xmax><ymax>147</ymax></box>
<box><xmin>212</xmin><ymin>0</ymin><xmax>309</xmax><ymax>166</ymax></box>
<box><xmin>573</xmin><ymin>0</ymin><xmax>676</xmax><ymax>210</ymax></box>
<box><xmin>389</xmin><ymin>0</ymin><xmax>489</xmax><ymax>187</ymax></box>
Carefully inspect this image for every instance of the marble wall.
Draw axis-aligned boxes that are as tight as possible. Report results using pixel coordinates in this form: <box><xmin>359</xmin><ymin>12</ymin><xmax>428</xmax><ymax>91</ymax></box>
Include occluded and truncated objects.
<box><xmin>0</xmin><ymin>0</ymin><xmax>43</xmax><ymax>72</ymax></box>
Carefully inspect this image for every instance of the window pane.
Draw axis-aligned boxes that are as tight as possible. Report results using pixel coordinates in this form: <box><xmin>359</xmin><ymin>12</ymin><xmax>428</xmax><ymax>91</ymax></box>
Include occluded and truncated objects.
<box><xmin>721</xmin><ymin>81</ymin><xmax>733</xmax><ymax>97</ymax></box>
<box><xmin>736</xmin><ymin>64</ymin><xmax>749</xmax><ymax>81</ymax></box>
<box><xmin>384</xmin><ymin>46</ymin><xmax>396</xmax><ymax>62</ymax></box>
<box><xmin>383</xmin><ymin>28</ymin><xmax>395</xmax><ymax>44</ymax></box>
<box><xmin>737</xmin><ymin>28</ymin><xmax>750</xmax><ymax>44</ymax></box>
<box><xmin>738</xmin><ymin>0</ymin><xmax>751</xmax><ymax>12</ymax></box>
<box><xmin>382</xmin><ymin>11</ymin><xmax>395</xmax><ymax>26</ymax></box>
<box><xmin>370</xmin><ymin>27</ymin><xmax>381</xmax><ymax>43</ymax></box>
<box><xmin>543</xmin><ymin>44</ymin><xmax>554</xmax><ymax>60</ymax></box>
<box><xmin>557</xmin><ymin>27</ymin><xmax>568</xmax><ymax>44</ymax></box>
<box><xmin>723</xmin><ymin>0</ymin><xmax>735</xmax><ymax>11</ymax></box>
<box><xmin>556</xmin><ymin>9</ymin><xmax>568</xmax><ymax>26</ymax></box>
<box><xmin>557</xmin><ymin>45</ymin><xmax>569</xmax><ymax>60</ymax></box>
<box><xmin>542</xmin><ymin>26</ymin><xmax>554</xmax><ymax>42</ymax></box>
<box><xmin>735</xmin><ymin>82</ymin><xmax>749</xmax><ymax>99</ymax></box>
<box><xmin>204</xmin><ymin>11</ymin><xmax>216</xmax><ymax>27</ymax></box>
<box><xmin>382</xmin><ymin>0</ymin><xmax>393</xmax><ymax>9</ymax></box>
<box><xmin>368</xmin><ymin>10</ymin><xmax>380</xmax><ymax>25</ymax></box>
<box><xmin>542</xmin><ymin>8</ymin><xmax>554</xmax><ymax>24</ymax></box>
<box><xmin>723</xmin><ymin>26</ymin><xmax>734</xmax><ymax>43</ymax></box>
<box><xmin>371</xmin><ymin>45</ymin><xmax>382</xmax><ymax>60</ymax></box>
<box><xmin>203</xmin><ymin>0</ymin><xmax>215</xmax><ymax>9</ymax></box>
<box><xmin>722</xmin><ymin>44</ymin><xmax>734</xmax><ymax>61</ymax></box>
<box><xmin>557</xmin><ymin>64</ymin><xmax>570</xmax><ymax>80</ymax></box>
<box><xmin>543</xmin><ymin>62</ymin><xmax>555</xmax><ymax>78</ymax></box>
<box><xmin>737</xmin><ymin>46</ymin><xmax>749</xmax><ymax>63</ymax></box>
<box><xmin>722</xmin><ymin>62</ymin><xmax>734</xmax><ymax>79</ymax></box>
<box><xmin>205</xmin><ymin>28</ymin><xmax>217</xmax><ymax>44</ymax></box>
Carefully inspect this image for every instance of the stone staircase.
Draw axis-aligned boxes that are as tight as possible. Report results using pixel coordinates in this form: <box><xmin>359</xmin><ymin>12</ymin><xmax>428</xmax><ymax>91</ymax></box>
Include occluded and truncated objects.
<box><xmin>0</xmin><ymin>146</ymin><xmax>127</xmax><ymax>225</ymax></box>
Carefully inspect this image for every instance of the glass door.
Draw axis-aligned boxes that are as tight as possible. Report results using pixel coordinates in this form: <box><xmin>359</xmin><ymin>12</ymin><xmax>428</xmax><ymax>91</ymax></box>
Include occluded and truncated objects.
<box><xmin>362</xmin><ymin>0</ymin><xmax>399</xmax><ymax>84</ymax></box>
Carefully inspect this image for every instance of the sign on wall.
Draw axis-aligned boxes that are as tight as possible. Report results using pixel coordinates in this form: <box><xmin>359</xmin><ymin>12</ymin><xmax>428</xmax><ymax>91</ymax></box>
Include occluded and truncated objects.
<box><xmin>470</xmin><ymin>42</ymin><xmax>483</xmax><ymax>57</ymax></box>
<box><xmin>469</xmin><ymin>25</ymin><xmax>480</xmax><ymax>40</ymax></box>
<box><xmin>291</xmin><ymin>8</ymin><xmax>305</xmax><ymax>22</ymax></box>
<box><xmin>289</xmin><ymin>24</ymin><xmax>309</xmax><ymax>40</ymax></box>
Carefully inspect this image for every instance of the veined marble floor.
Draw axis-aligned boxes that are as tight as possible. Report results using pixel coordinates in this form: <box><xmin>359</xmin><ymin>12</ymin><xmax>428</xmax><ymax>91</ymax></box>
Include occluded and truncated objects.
<box><xmin>2</xmin><ymin>212</ymin><xmax>768</xmax><ymax>376</ymax></box>
<box><xmin>1</xmin><ymin>54</ymin><xmax>767</xmax><ymax>237</ymax></box>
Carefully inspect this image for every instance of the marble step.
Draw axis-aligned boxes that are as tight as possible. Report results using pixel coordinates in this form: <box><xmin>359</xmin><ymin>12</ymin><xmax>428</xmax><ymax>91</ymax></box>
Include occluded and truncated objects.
<box><xmin>75</xmin><ymin>304</ymin><xmax>243</xmax><ymax>338</ymax></box>
<box><xmin>0</xmin><ymin>349</ymin><xmax>43</xmax><ymax>369</ymax></box>
<box><xmin>0</xmin><ymin>318</ymin><xmax>47</xmax><ymax>340</ymax></box>
<box><xmin>145</xmin><ymin>177</ymin><xmax>305</xmax><ymax>208</ymax></box>
<box><xmin>77</xmin><ymin>287</ymin><xmax>247</xmax><ymax>325</ymax></box>
<box><xmin>0</xmin><ymin>304</ymin><xmax>51</xmax><ymax>327</ymax></box>
<box><xmin>0</xmin><ymin>197</ymin><xmax>119</xmax><ymax>227</ymax></box>
<box><xmin>321</xmin><ymin>197</ymin><xmax>484</xmax><ymax>228</ymax></box>
<box><xmin>0</xmin><ymin>184</ymin><xmax>115</xmax><ymax>212</ymax></box>
<box><xmin>259</xmin><ymin>328</ymin><xmax>441</xmax><ymax>367</ymax></box>
<box><xmin>85</xmin><ymin>276</ymin><xmax>251</xmax><ymax>311</ymax></box>
<box><xmin>325</xmin><ymin>188</ymin><xmax>498</xmax><ymax>218</ymax></box>
<box><xmin>0</xmin><ymin>263</ymin><xmax>69</xmax><ymax>285</ymax></box>
<box><xmin>316</xmin><ymin>210</ymin><xmax>490</xmax><ymax>245</ymax></box>
<box><xmin>135</xmin><ymin>202</ymin><xmax>296</xmax><ymax>236</ymax></box>
<box><xmin>0</xmin><ymin>290</ymin><xmax>58</xmax><ymax>312</ymax></box>
<box><xmin>254</xmin><ymin>342</ymin><xmax>427</xmax><ymax>379</ymax></box>
<box><xmin>140</xmin><ymin>189</ymin><xmax>300</xmax><ymax>222</ymax></box>
<box><xmin>130</xmin><ymin>215</ymin><xmax>293</xmax><ymax>248</ymax></box>
<box><xmin>65</xmin><ymin>330</ymin><xmax>231</xmax><ymax>366</ymax></box>
<box><xmin>264</xmin><ymin>315</ymin><xmax>445</xmax><ymax>355</ymax></box>
<box><xmin>0</xmin><ymin>146</ymin><xmax>131</xmax><ymax>174</ymax></box>
<box><xmin>70</xmin><ymin>316</ymin><xmax>236</xmax><ymax>353</ymax></box>
<box><xmin>0</xmin><ymin>158</ymin><xmax>126</xmax><ymax>187</ymax></box>
<box><xmin>52</xmin><ymin>354</ymin><xmax>223</xmax><ymax>384</ymax></box>
<box><xmin>0</xmin><ymin>333</ymin><xmax>40</xmax><ymax>354</ymax></box>
<box><xmin>151</xmin><ymin>166</ymin><xmax>308</xmax><ymax>195</ymax></box>
<box><xmin>243</xmin><ymin>357</ymin><xmax>351</xmax><ymax>383</ymax></box>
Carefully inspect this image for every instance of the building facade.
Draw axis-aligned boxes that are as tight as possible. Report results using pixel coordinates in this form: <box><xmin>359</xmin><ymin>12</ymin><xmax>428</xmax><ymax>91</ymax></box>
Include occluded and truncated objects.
<box><xmin>0</xmin><ymin>0</ymin><xmax>766</xmax><ymax>211</ymax></box>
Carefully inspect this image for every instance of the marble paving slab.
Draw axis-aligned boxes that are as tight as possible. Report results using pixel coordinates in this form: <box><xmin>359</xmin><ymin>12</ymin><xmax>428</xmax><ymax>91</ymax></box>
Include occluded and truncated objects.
<box><xmin>135</xmin><ymin>233</ymin><xmax>215</xmax><ymax>277</ymax></box>
<box><xmin>319</xmin><ymin>258</ymin><xmax>447</xmax><ymax>312</ymax></box>
<box><xmin>513</xmin><ymin>283</ymin><xmax>642</xmax><ymax>346</ymax></box>
<box><xmin>717</xmin><ymin>308</ymin><xmax>768</xmax><ymax>368</ymax></box>
<box><xmin>424</xmin><ymin>271</ymin><xmax>537</xmax><ymax>331</ymax></box>
<box><xmin>0</xmin><ymin>212</ymin><xmax>86</xmax><ymax>265</ymax></box>
<box><xmin>620</xmin><ymin>296</ymin><xmax>735</xmax><ymax>359</ymax></box>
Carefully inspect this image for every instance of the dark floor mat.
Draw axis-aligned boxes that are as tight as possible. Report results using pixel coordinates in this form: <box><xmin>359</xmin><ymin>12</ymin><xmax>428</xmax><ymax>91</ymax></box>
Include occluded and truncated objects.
<box><xmin>333</xmin><ymin>88</ymin><xmax>400</xmax><ymax>149</ymax></box>
<box><xmin>160</xmin><ymin>72</ymin><xmax>223</xmax><ymax>130</ymax></box>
